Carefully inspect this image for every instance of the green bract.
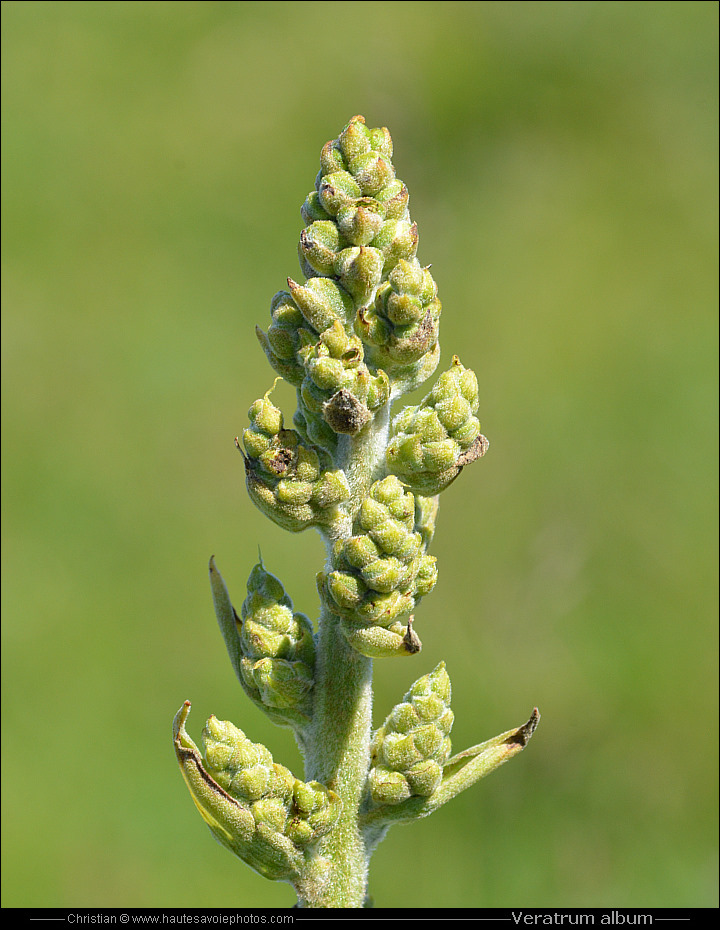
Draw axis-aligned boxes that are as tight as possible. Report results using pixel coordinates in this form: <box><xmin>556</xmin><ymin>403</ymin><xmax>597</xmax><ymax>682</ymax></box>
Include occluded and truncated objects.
<box><xmin>174</xmin><ymin>115</ymin><xmax>538</xmax><ymax>908</ymax></box>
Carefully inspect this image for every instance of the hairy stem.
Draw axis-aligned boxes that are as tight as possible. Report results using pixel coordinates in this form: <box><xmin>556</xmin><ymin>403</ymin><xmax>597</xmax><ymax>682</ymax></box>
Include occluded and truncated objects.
<box><xmin>297</xmin><ymin>604</ymin><xmax>372</xmax><ymax>907</ymax></box>
<box><xmin>337</xmin><ymin>402</ymin><xmax>391</xmax><ymax>526</ymax></box>
<box><xmin>293</xmin><ymin>410</ymin><xmax>392</xmax><ymax>906</ymax></box>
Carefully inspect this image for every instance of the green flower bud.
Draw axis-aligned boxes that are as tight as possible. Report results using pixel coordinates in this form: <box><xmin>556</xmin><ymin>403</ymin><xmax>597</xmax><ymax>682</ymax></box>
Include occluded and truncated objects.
<box><xmin>368</xmin><ymin>124</ymin><xmax>393</xmax><ymax>159</ymax></box>
<box><xmin>241</xmin><ymin>386</ymin><xmax>349</xmax><ymax>532</ymax></box>
<box><xmin>375</xmin><ymin>178</ymin><xmax>409</xmax><ymax>219</ymax></box>
<box><xmin>366</xmin><ymin>767</ymin><xmax>410</xmax><ymax>804</ymax></box>
<box><xmin>413</xmin><ymin>554</ymin><xmax>439</xmax><ymax>597</ymax></box>
<box><xmin>248</xmin><ymin>394</ymin><xmax>284</xmax><ymax>438</ymax></box>
<box><xmin>319</xmin><ymin>139</ymin><xmax>348</xmax><ymax>174</ymax></box>
<box><xmin>235</xmin><ymin>561</ymin><xmax>315</xmax><ymax>727</ymax></box>
<box><xmin>371</xmin><ymin>220</ymin><xmax>418</xmax><ymax>273</ymax></box>
<box><xmin>348</xmin><ymin>149</ymin><xmax>396</xmax><ymax>197</ymax></box>
<box><xmin>300</xmin><ymin>190</ymin><xmax>332</xmax><ymax>225</ymax></box>
<box><xmin>307</xmin><ymin>356</ymin><xmax>348</xmax><ymax>392</ymax></box>
<box><xmin>337</xmin><ymin>114</ymin><xmax>373</xmax><ymax>160</ymax></box>
<box><xmin>367</xmin><ymin>663</ymin><xmax>453</xmax><ymax>806</ymax></box>
<box><xmin>333</xmin><ymin>246</ymin><xmax>384</xmax><ymax>306</ymax></box>
<box><xmin>257</xmin><ymin>327</ymin><xmax>303</xmax><ymax>388</ymax></box>
<box><xmin>342</xmin><ymin>615</ymin><xmax>422</xmax><ymax>660</ymax></box>
<box><xmin>287</xmin><ymin>276</ymin><xmax>354</xmax><ymax>333</ymax></box>
<box><xmin>336</xmin><ymin>200</ymin><xmax>385</xmax><ymax>246</ymax></box>
<box><xmin>299</xmin><ymin>221</ymin><xmax>346</xmax><ymax>277</ymax></box>
<box><xmin>386</xmin><ymin>356</ymin><xmax>489</xmax><ymax>495</ymax></box>
<box><xmin>318</xmin><ymin>170</ymin><xmax>362</xmax><ymax>216</ymax></box>
<box><xmin>173</xmin><ymin>703</ymin><xmax>341</xmax><ymax>882</ymax></box>
<box><xmin>319</xmin><ymin>477</ymin><xmax>437</xmax><ymax>658</ymax></box>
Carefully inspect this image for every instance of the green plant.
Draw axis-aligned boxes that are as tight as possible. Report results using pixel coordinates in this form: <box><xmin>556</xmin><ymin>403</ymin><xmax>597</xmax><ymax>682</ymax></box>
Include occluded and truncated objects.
<box><xmin>173</xmin><ymin>115</ymin><xmax>539</xmax><ymax>909</ymax></box>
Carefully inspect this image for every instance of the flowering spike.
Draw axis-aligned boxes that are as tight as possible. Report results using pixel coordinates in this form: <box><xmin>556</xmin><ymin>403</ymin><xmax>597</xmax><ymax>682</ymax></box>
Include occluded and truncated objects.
<box><xmin>176</xmin><ymin>116</ymin><xmax>538</xmax><ymax>908</ymax></box>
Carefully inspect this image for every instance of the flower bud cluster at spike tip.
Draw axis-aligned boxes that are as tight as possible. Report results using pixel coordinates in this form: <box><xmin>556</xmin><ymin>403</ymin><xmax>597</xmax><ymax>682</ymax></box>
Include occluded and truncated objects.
<box><xmin>240</xmin><ymin>384</ymin><xmax>350</xmax><ymax>532</ymax></box>
<box><xmin>173</xmin><ymin>702</ymin><xmax>341</xmax><ymax>882</ymax></box>
<box><xmin>318</xmin><ymin>476</ymin><xmax>438</xmax><ymax>658</ymax></box>
<box><xmin>257</xmin><ymin>114</ymin><xmax>444</xmax><ymax>458</ymax></box>
<box><xmin>236</xmin><ymin>562</ymin><xmax>315</xmax><ymax>727</ymax></box>
<box><xmin>367</xmin><ymin>663</ymin><xmax>454</xmax><ymax>805</ymax></box>
<box><xmin>301</xmin><ymin>116</ymin><xmax>417</xmax><ymax>294</ymax></box>
<box><xmin>386</xmin><ymin>356</ymin><xmax>489</xmax><ymax>496</ymax></box>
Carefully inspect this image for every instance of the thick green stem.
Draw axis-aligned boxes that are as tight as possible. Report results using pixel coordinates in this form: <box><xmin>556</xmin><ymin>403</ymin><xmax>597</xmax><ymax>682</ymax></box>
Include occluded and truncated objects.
<box><xmin>293</xmin><ymin>409</ymin><xmax>390</xmax><ymax>907</ymax></box>
<box><xmin>296</xmin><ymin>605</ymin><xmax>372</xmax><ymax>907</ymax></box>
<box><xmin>336</xmin><ymin>403</ymin><xmax>390</xmax><ymax>525</ymax></box>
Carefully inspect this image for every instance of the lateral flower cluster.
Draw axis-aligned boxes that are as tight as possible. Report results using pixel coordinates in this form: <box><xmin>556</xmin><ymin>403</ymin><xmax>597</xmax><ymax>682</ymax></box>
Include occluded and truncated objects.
<box><xmin>318</xmin><ymin>475</ymin><xmax>437</xmax><ymax>658</ymax></box>
<box><xmin>173</xmin><ymin>702</ymin><xmax>340</xmax><ymax>882</ymax></box>
<box><xmin>367</xmin><ymin>662</ymin><xmax>453</xmax><ymax>805</ymax></box>
<box><xmin>236</xmin><ymin>561</ymin><xmax>316</xmax><ymax>729</ymax></box>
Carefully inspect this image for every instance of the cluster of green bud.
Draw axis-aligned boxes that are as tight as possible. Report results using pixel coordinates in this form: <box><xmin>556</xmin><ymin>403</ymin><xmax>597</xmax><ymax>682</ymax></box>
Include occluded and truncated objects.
<box><xmin>296</xmin><ymin>319</ymin><xmax>390</xmax><ymax>438</ymax></box>
<box><xmin>256</xmin><ymin>115</ymin><xmax>445</xmax><ymax>465</ymax></box>
<box><xmin>235</xmin><ymin>561</ymin><xmax>315</xmax><ymax>728</ymax></box>
<box><xmin>240</xmin><ymin>385</ymin><xmax>349</xmax><ymax>532</ymax></box>
<box><xmin>318</xmin><ymin>476</ymin><xmax>437</xmax><ymax>658</ymax></box>
<box><xmin>357</xmin><ymin>259</ymin><xmax>441</xmax><ymax>394</ymax></box>
<box><xmin>173</xmin><ymin>702</ymin><xmax>341</xmax><ymax>882</ymax></box>
<box><xmin>367</xmin><ymin>663</ymin><xmax>453</xmax><ymax>806</ymax></box>
<box><xmin>299</xmin><ymin>115</ymin><xmax>417</xmax><ymax>293</ymax></box>
<box><xmin>258</xmin><ymin>280</ymin><xmax>390</xmax><ymax>453</ymax></box>
<box><xmin>386</xmin><ymin>356</ymin><xmax>489</xmax><ymax>496</ymax></box>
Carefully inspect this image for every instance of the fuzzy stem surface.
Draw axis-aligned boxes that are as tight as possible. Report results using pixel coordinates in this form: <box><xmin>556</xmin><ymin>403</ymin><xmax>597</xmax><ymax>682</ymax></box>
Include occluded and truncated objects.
<box><xmin>293</xmin><ymin>409</ymin><xmax>391</xmax><ymax>906</ymax></box>
<box><xmin>296</xmin><ymin>605</ymin><xmax>372</xmax><ymax>907</ymax></box>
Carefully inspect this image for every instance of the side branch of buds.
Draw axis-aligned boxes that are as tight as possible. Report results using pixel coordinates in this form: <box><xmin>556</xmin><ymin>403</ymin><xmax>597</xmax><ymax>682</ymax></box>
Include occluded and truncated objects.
<box><xmin>173</xmin><ymin>702</ymin><xmax>340</xmax><ymax>882</ymax></box>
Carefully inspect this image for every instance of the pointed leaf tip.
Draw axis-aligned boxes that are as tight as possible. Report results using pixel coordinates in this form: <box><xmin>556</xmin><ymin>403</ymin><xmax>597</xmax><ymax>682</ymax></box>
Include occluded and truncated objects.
<box><xmin>174</xmin><ymin>699</ymin><xmax>191</xmax><ymax>727</ymax></box>
<box><xmin>512</xmin><ymin>707</ymin><xmax>540</xmax><ymax>748</ymax></box>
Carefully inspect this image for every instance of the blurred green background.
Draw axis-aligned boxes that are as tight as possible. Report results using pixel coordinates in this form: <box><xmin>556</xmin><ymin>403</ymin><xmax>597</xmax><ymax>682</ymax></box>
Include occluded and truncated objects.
<box><xmin>2</xmin><ymin>0</ymin><xmax>717</xmax><ymax>910</ymax></box>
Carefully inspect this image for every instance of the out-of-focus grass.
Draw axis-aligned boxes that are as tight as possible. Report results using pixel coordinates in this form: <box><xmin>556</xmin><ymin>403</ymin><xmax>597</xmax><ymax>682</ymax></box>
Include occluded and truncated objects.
<box><xmin>2</xmin><ymin>0</ymin><xmax>717</xmax><ymax>909</ymax></box>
